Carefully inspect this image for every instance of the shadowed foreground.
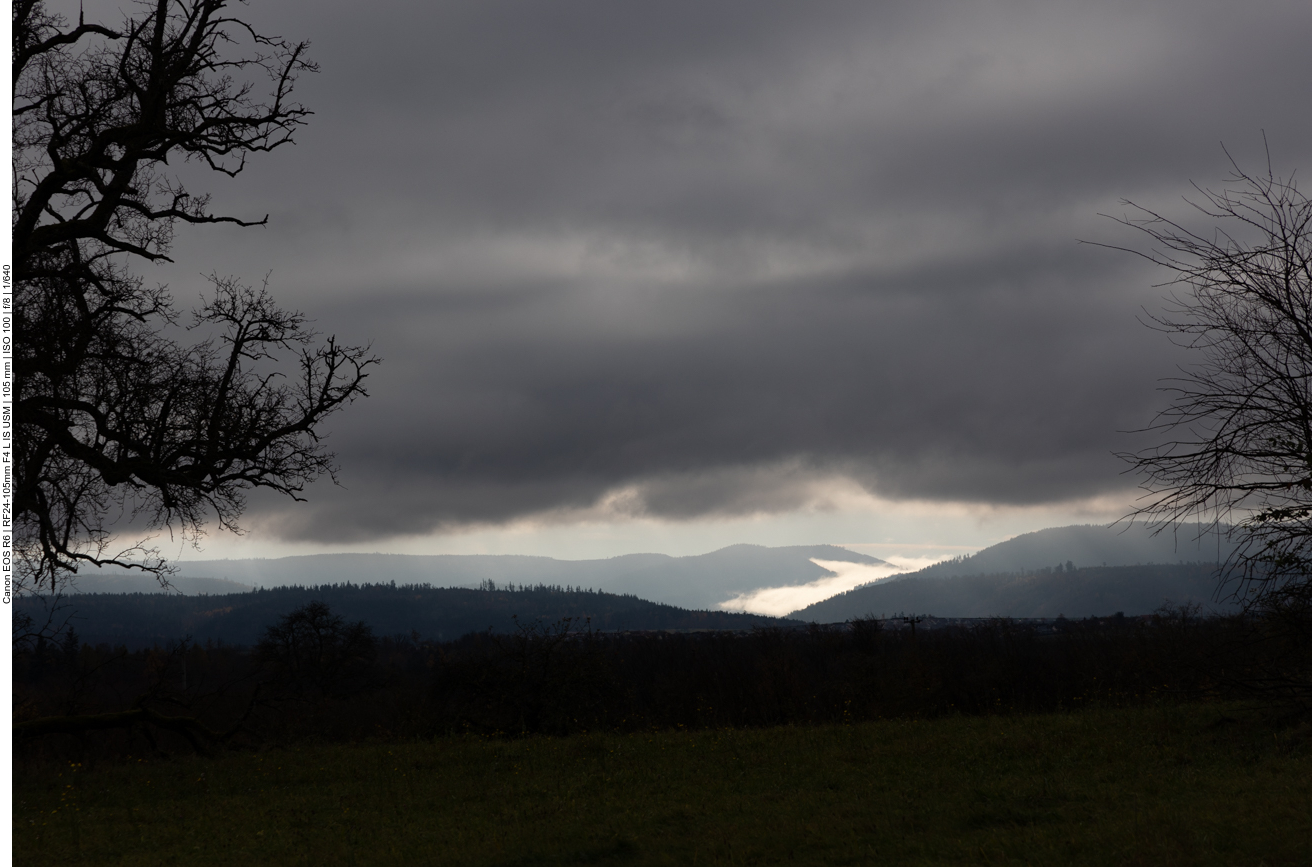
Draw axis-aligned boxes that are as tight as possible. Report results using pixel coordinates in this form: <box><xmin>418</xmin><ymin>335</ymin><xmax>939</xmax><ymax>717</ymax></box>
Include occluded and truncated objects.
<box><xmin>14</xmin><ymin>704</ymin><xmax>1312</xmax><ymax>866</ymax></box>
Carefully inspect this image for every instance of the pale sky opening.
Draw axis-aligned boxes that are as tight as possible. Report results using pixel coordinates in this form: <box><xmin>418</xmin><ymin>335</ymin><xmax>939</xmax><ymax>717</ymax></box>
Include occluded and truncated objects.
<box><xmin>170</xmin><ymin>487</ymin><xmax>1133</xmax><ymax>564</ymax></box>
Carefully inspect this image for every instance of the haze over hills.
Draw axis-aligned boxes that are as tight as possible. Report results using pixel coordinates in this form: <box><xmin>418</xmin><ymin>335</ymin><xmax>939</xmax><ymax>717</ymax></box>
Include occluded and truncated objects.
<box><xmin>75</xmin><ymin>544</ymin><xmax>886</xmax><ymax>611</ymax></box>
<box><xmin>53</xmin><ymin>525</ymin><xmax>1244</xmax><ymax>622</ymax></box>
<box><xmin>63</xmin><ymin>575</ymin><xmax>255</xmax><ymax>596</ymax></box>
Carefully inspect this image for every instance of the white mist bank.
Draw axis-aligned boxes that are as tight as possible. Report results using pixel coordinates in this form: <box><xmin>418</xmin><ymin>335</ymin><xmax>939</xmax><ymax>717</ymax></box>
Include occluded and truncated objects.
<box><xmin>717</xmin><ymin>556</ymin><xmax>945</xmax><ymax>617</ymax></box>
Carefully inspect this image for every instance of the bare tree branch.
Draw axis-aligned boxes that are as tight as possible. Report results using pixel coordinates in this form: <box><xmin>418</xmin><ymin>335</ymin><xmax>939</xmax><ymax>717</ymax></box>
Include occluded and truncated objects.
<box><xmin>1106</xmin><ymin>146</ymin><xmax>1312</xmax><ymax>609</ymax></box>
<box><xmin>12</xmin><ymin>1</ymin><xmax>377</xmax><ymax>595</ymax></box>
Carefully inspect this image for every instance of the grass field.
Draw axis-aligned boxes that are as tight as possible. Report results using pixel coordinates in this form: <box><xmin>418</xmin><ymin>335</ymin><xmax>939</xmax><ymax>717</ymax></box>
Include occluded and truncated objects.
<box><xmin>13</xmin><ymin>704</ymin><xmax>1312</xmax><ymax>866</ymax></box>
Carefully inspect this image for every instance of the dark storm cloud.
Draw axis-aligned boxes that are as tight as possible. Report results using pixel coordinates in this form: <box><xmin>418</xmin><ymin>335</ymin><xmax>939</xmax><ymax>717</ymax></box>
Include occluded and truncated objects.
<box><xmin>257</xmin><ymin>244</ymin><xmax>1168</xmax><ymax>542</ymax></box>
<box><xmin>135</xmin><ymin>0</ymin><xmax>1312</xmax><ymax>541</ymax></box>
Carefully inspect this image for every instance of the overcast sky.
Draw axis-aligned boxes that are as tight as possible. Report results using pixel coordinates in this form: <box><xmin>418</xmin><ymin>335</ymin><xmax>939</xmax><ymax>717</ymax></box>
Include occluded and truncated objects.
<box><xmin>121</xmin><ymin>0</ymin><xmax>1312</xmax><ymax>560</ymax></box>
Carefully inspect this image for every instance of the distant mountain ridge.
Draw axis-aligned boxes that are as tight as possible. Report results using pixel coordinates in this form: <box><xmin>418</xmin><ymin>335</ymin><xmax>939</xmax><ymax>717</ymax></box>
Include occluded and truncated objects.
<box><xmin>76</xmin><ymin>544</ymin><xmax>886</xmax><ymax>611</ymax></box>
<box><xmin>57</xmin><ymin>525</ymin><xmax>1234</xmax><ymax>621</ymax></box>
<box><xmin>790</xmin><ymin>524</ymin><xmax>1241</xmax><ymax>622</ymax></box>
<box><xmin>909</xmin><ymin>523</ymin><xmax>1235</xmax><ymax>580</ymax></box>
<box><xmin>791</xmin><ymin>563</ymin><xmax>1236</xmax><ymax>622</ymax></box>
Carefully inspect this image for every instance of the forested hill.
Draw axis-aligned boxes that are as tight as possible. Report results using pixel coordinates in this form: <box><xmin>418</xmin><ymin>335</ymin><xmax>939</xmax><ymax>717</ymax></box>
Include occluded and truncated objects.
<box><xmin>791</xmin><ymin>563</ymin><xmax>1237</xmax><ymax>622</ymax></box>
<box><xmin>19</xmin><ymin>584</ymin><xmax>791</xmax><ymax>648</ymax></box>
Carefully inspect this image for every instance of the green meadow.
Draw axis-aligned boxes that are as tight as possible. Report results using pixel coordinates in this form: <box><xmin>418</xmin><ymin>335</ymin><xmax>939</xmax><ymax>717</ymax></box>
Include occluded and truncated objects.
<box><xmin>14</xmin><ymin>704</ymin><xmax>1312</xmax><ymax>866</ymax></box>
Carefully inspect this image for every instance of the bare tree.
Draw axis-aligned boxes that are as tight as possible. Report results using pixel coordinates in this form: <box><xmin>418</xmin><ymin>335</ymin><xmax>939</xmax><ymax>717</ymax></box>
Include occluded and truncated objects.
<box><xmin>12</xmin><ymin>0</ymin><xmax>377</xmax><ymax>594</ymax></box>
<box><xmin>1105</xmin><ymin>148</ymin><xmax>1312</xmax><ymax>610</ymax></box>
<box><xmin>256</xmin><ymin>602</ymin><xmax>377</xmax><ymax>698</ymax></box>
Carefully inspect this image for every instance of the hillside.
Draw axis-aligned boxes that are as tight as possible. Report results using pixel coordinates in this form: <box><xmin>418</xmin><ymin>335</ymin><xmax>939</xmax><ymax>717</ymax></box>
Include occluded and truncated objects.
<box><xmin>76</xmin><ymin>544</ymin><xmax>886</xmax><ymax>610</ymax></box>
<box><xmin>915</xmin><ymin>524</ymin><xmax>1235</xmax><ymax>579</ymax></box>
<box><xmin>791</xmin><ymin>563</ymin><xmax>1236</xmax><ymax>622</ymax></box>
<box><xmin>19</xmin><ymin>583</ymin><xmax>792</xmax><ymax>648</ymax></box>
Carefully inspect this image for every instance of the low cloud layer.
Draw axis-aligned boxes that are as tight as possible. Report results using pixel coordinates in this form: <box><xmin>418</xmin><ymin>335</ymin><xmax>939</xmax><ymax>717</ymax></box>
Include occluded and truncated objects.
<box><xmin>123</xmin><ymin>0</ymin><xmax>1312</xmax><ymax>544</ymax></box>
<box><xmin>719</xmin><ymin>556</ymin><xmax>944</xmax><ymax>617</ymax></box>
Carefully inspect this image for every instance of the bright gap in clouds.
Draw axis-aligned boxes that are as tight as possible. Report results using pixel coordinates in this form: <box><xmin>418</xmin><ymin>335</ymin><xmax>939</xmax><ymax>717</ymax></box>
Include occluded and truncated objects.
<box><xmin>717</xmin><ymin>556</ymin><xmax>947</xmax><ymax>618</ymax></box>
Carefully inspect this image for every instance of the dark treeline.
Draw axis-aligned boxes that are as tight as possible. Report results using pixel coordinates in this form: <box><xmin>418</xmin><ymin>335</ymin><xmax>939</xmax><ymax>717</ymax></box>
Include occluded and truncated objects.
<box><xmin>15</xmin><ymin>583</ymin><xmax>785</xmax><ymax>649</ymax></box>
<box><xmin>15</xmin><ymin>605</ymin><xmax>1311</xmax><ymax>762</ymax></box>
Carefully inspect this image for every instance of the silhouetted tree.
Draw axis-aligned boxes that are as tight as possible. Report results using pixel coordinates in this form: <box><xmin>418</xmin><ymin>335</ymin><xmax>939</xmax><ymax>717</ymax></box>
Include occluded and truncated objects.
<box><xmin>1108</xmin><ymin>149</ymin><xmax>1312</xmax><ymax>614</ymax></box>
<box><xmin>12</xmin><ymin>1</ymin><xmax>377</xmax><ymax>594</ymax></box>
<box><xmin>256</xmin><ymin>602</ymin><xmax>377</xmax><ymax>697</ymax></box>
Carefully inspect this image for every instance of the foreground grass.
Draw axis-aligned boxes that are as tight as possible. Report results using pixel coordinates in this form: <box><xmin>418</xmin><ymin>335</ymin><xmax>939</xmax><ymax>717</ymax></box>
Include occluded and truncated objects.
<box><xmin>14</xmin><ymin>704</ymin><xmax>1312</xmax><ymax>866</ymax></box>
